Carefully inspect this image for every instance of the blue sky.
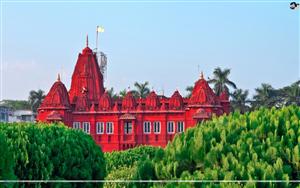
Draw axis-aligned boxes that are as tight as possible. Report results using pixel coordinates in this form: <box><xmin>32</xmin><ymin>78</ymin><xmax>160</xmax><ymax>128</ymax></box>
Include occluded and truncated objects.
<box><xmin>1</xmin><ymin>1</ymin><xmax>299</xmax><ymax>100</ymax></box>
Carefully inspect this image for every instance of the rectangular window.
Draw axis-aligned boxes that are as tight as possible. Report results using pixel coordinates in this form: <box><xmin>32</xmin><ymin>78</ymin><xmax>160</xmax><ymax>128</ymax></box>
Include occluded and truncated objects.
<box><xmin>124</xmin><ymin>122</ymin><xmax>132</xmax><ymax>134</ymax></box>
<box><xmin>177</xmin><ymin>121</ymin><xmax>184</xmax><ymax>133</ymax></box>
<box><xmin>167</xmin><ymin>121</ymin><xmax>174</xmax><ymax>134</ymax></box>
<box><xmin>96</xmin><ymin>122</ymin><xmax>104</xmax><ymax>134</ymax></box>
<box><xmin>143</xmin><ymin>121</ymin><xmax>151</xmax><ymax>134</ymax></box>
<box><xmin>73</xmin><ymin>122</ymin><xmax>80</xmax><ymax>129</ymax></box>
<box><xmin>106</xmin><ymin>122</ymin><xmax>114</xmax><ymax>134</ymax></box>
<box><xmin>82</xmin><ymin>122</ymin><xmax>90</xmax><ymax>134</ymax></box>
<box><xmin>153</xmin><ymin>121</ymin><xmax>161</xmax><ymax>134</ymax></box>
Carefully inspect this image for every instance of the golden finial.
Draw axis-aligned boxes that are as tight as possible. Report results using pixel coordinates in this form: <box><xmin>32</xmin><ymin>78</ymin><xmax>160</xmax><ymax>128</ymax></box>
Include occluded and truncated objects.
<box><xmin>200</xmin><ymin>71</ymin><xmax>204</xmax><ymax>79</ymax></box>
<box><xmin>86</xmin><ymin>34</ymin><xmax>89</xmax><ymax>47</ymax></box>
<box><xmin>57</xmin><ymin>73</ymin><xmax>61</xmax><ymax>82</ymax></box>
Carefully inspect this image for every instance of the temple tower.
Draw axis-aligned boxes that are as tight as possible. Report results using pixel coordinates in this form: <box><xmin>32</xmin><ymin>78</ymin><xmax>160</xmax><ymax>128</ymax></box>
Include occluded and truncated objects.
<box><xmin>69</xmin><ymin>35</ymin><xmax>105</xmax><ymax>107</ymax></box>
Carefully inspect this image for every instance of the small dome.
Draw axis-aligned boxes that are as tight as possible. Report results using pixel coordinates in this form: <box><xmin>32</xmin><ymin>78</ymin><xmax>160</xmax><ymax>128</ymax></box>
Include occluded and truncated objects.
<box><xmin>122</xmin><ymin>92</ymin><xmax>136</xmax><ymax>110</ymax></box>
<box><xmin>169</xmin><ymin>90</ymin><xmax>183</xmax><ymax>110</ymax></box>
<box><xmin>40</xmin><ymin>80</ymin><xmax>70</xmax><ymax>109</ymax></box>
<box><xmin>145</xmin><ymin>91</ymin><xmax>160</xmax><ymax>110</ymax></box>
<box><xmin>75</xmin><ymin>94</ymin><xmax>89</xmax><ymax>111</ymax></box>
<box><xmin>189</xmin><ymin>76</ymin><xmax>220</xmax><ymax>105</ymax></box>
<box><xmin>99</xmin><ymin>92</ymin><xmax>112</xmax><ymax>110</ymax></box>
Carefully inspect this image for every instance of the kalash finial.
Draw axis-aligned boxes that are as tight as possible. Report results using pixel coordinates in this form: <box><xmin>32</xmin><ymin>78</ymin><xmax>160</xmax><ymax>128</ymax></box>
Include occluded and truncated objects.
<box><xmin>200</xmin><ymin>71</ymin><xmax>204</xmax><ymax>79</ymax></box>
<box><xmin>86</xmin><ymin>34</ymin><xmax>89</xmax><ymax>47</ymax></box>
<box><xmin>57</xmin><ymin>73</ymin><xmax>61</xmax><ymax>82</ymax></box>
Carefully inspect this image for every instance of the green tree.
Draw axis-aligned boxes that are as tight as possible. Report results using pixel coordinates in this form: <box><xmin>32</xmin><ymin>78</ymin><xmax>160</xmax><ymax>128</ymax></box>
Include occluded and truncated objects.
<box><xmin>208</xmin><ymin>67</ymin><xmax>237</xmax><ymax>95</ymax></box>
<box><xmin>1</xmin><ymin>100</ymin><xmax>31</xmax><ymax>110</ymax></box>
<box><xmin>119</xmin><ymin>89</ymin><xmax>127</xmax><ymax>98</ymax></box>
<box><xmin>230</xmin><ymin>89</ymin><xmax>251</xmax><ymax>113</ymax></box>
<box><xmin>252</xmin><ymin>83</ymin><xmax>277</xmax><ymax>109</ymax></box>
<box><xmin>132</xmin><ymin>81</ymin><xmax>150</xmax><ymax>98</ymax></box>
<box><xmin>0</xmin><ymin>123</ymin><xmax>106</xmax><ymax>187</ymax></box>
<box><xmin>106</xmin><ymin>87</ymin><xmax>118</xmax><ymax>99</ymax></box>
<box><xmin>185</xmin><ymin>86</ymin><xmax>194</xmax><ymax>98</ymax></box>
<box><xmin>28</xmin><ymin>89</ymin><xmax>45</xmax><ymax>112</ymax></box>
<box><xmin>280</xmin><ymin>80</ymin><xmax>300</xmax><ymax>106</ymax></box>
<box><xmin>0</xmin><ymin>132</ymin><xmax>15</xmax><ymax>182</ymax></box>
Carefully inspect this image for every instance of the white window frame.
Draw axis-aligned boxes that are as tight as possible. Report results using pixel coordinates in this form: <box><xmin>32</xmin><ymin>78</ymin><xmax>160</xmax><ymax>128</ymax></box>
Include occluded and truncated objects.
<box><xmin>106</xmin><ymin>122</ymin><xmax>114</xmax><ymax>134</ymax></box>
<box><xmin>177</xmin><ymin>121</ymin><xmax>184</xmax><ymax>133</ymax></box>
<box><xmin>124</xmin><ymin>122</ymin><xmax>133</xmax><ymax>134</ymax></box>
<box><xmin>153</xmin><ymin>121</ymin><xmax>161</xmax><ymax>134</ymax></box>
<box><xmin>167</xmin><ymin>121</ymin><xmax>175</xmax><ymax>134</ymax></box>
<box><xmin>73</xmin><ymin>122</ymin><xmax>80</xmax><ymax>129</ymax></box>
<box><xmin>143</xmin><ymin>121</ymin><xmax>151</xmax><ymax>134</ymax></box>
<box><xmin>82</xmin><ymin>122</ymin><xmax>90</xmax><ymax>134</ymax></box>
<box><xmin>96</xmin><ymin>122</ymin><xmax>104</xmax><ymax>134</ymax></box>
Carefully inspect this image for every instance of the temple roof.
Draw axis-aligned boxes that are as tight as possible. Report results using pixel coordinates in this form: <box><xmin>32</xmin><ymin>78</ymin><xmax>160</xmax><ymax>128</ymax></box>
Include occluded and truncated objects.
<box><xmin>189</xmin><ymin>73</ymin><xmax>220</xmax><ymax>106</ymax></box>
<box><xmin>219</xmin><ymin>90</ymin><xmax>229</xmax><ymax>101</ymax></box>
<box><xmin>40</xmin><ymin>76</ymin><xmax>70</xmax><ymax>109</ymax></box>
<box><xmin>122</xmin><ymin>91</ymin><xmax>136</xmax><ymax>110</ymax></box>
<box><xmin>69</xmin><ymin>35</ymin><xmax>105</xmax><ymax>104</ymax></box>
<box><xmin>145</xmin><ymin>91</ymin><xmax>160</xmax><ymax>110</ymax></box>
<box><xmin>169</xmin><ymin>90</ymin><xmax>183</xmax><ymax>110</ymax></box>
<box><xmin>99</xmin><ymin>92</ymin><xmax>112</xmax><ymax>110</ymax></box>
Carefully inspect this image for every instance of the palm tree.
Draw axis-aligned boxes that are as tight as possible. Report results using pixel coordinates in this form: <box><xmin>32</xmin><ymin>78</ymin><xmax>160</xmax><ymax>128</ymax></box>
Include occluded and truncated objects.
<box><xmin>185</xmin><ymin>86</ymin><xmax>194</xmax><ymax>98</ymax></box>
<box><xmin>230</xmin><ymin>89</ymin><xmax>251</xmax><ymax>113</ymax></box>
<box><xmin>119</xmin><ymin>89</ymin><xmax>127</xmax><ymax>98</ymax></box>
<box><xmin>252</xmin><ymin>83</ymin><xmax>277</xmax><ymax>109</ymax></box>
<box><xmin>132</xmin><ymin>81</ymin><xmax>150</xmax><ymax>98</ymax></box>
<box><xmin>28</xmin><ymin>89</ymin><xmax>45</xmax><ymax>113</ymax></box>
<box><xmin>279</xmin><ymin>80</ymin><xmax>300</xmax><ymax>106</ymax></box>
<box><xmin>208</xmin><ymin>67</ymin><xmax>237</xmax><ymax>95</ymax></box>
<box><xmin>106</xmin><ymin>87</ymin><xmax>118</xmax><ymax>99</ymax></box>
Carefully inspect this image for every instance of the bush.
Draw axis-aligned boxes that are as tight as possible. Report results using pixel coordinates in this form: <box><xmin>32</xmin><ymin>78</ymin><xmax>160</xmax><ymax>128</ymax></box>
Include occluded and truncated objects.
<box><xmin>0</xmin><ymin>132</ymin><xmax>15</xmax><ymax>187</ymax></box>
<box><xmin>146</xmin><ymin>106</ymin><xmax>300</xmax><ymax>187</ymax></box>
<box><xmin>0</xmin><ymin>122</ymin><xmax>106</xmax><ymax>187</ymax></box>
<box><xmin>104</xmin><ymin>145</ymin><xmax>160</xmax><ymax>173</ymax></box>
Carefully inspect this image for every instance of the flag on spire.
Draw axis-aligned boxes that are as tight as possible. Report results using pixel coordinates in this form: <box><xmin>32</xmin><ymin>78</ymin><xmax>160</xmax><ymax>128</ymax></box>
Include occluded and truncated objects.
<box><xmin>97</xmin><ymin>26</ymin><xmax>105</xmax><ymax>33</ymax></box>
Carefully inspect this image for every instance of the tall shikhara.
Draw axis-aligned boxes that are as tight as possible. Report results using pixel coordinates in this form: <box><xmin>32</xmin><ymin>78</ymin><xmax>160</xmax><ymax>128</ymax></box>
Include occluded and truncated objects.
<box><xmin>37</xmin><ymin>37</ymin><xmax>230</xmax><ymax>152</ymax></box>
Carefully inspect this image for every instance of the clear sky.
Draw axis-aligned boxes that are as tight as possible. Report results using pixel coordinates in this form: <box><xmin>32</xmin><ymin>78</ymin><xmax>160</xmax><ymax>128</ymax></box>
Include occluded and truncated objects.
<box><xmin>1</xmin><ymin>1</ymin><xmax>299</xmax><ymax>100</ymax></box>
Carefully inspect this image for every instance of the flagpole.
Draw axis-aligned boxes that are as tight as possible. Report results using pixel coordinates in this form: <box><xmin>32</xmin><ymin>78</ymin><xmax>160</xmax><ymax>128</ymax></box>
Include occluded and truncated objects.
<box><xmin>96</xmin><ymin>26</ymin><xmax>99</xmax><ymax>52</ymax></box>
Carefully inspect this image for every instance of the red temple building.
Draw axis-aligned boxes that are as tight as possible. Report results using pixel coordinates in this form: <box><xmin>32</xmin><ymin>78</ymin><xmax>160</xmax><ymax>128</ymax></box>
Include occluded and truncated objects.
<box><xmin>36</xmin><ymin>37</ymin><xmax>230</xmax><ymax>152</ymax></box>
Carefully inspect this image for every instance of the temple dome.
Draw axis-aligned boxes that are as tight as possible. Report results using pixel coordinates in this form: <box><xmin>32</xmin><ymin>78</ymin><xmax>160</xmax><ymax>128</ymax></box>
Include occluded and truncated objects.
<box><xmin>145</xmin><ymin>91</ymin><xmax>160</xmax><ymax>110</ymax></box>
<box><xmin>189</xmin><ymin>73</ymin><xmax>220</xmax><ymax>105</ymax></box>
<box><xmin>40</xmin><ymin>77</ymin><xmax>70</xmax><ymax>109</ymax></box>
<box><xmin>122</xmin><ymin>91</ymin><xmax>136</xmax><ymax>110</ymax></box>
<box><xmin>169</xmin><ymin>90</ymin><xmax>183</xmax><ymax>110</ymax></box>
<box><xmin>75</xmin><ymin>94</ymin><xmax>90</xmax><ymax>111</ymax></box>
<box><xmin>99</xmin><ymin>92</ymin><xmax>112</xmax><ymax>111</ymax></box>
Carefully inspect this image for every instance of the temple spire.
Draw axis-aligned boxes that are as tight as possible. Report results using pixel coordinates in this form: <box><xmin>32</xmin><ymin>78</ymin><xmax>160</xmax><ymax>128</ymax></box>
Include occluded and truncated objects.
<box><xmin>57</xmin><ymin>73</ymin><xmax>61</xmax><ymax>82</ymax></box>
<box><xmin>86</xmin><ymin>34</ymin><xmax>89</xmax><ymax>47</ymax></box>
<box><xmin>200</xmin><ymin>71</ymin><xmax>204</xmax><ymax>79</ymax></box>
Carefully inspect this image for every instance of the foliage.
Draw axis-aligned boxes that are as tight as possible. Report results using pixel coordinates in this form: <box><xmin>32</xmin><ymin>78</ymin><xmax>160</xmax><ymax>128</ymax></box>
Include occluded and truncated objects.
<box><xmin>208</xmin><ymin>67</ymin><xmax>237</xmax><ymax>95</ymax></box>
<box><xmin>185</xmin><ymin>86</ymin><xmax>194</xmax><ymax>98</ymax></box>
<box><xmin>104</xmin><ymin>146</ymin><xmax>160</xmax><ymax>173</ymax></box>
<box><xmin>139</xmin><ymin>106</ymin><xmax>300</xmax><ymax>187</ymax></box>
<box><xmin>132</xmin><ymin>81</ymin><xmax>151</xmax><ymax>98</ymax></box>
<box><xmin>278</xmin><ymin>80</ymin><xmax>300</xmax><ymax>106</ymax></box>
<box><xmin>28</xmin><ymin>89</ymin><xmax>45</xmax><ymax>112</ymax></box>
<box><xmin>106</xmin><ymin>87</ymin><xmax>118</xmax><ymax>99</ymax></box>
<box><xmin>230</xmin><ymin>88</ymin><xmax>251</xmax><ymax>114</ymax></box>
<box><xmin>0</xmin><ymin>100</ymin><xmax>31</xmax><ymax>110</ymax></box>
<box><xmin>0</xmin><ymin>122</ymin><xmax>106</xmax><ymax>187</ymax></box>
<box><xmin>104</xmin><ymin>166</ymin><xmax>137</xmax><ymax>188</ymax></box>
<box><xmin>0</xmin><ymin>132</ymin><xmax>16</xmax><ymax>183</ymax></box>
<box><xmin>119</xmin><ymin>89</ymin><xmax>127</xmax><ymax>98</ymax></box>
